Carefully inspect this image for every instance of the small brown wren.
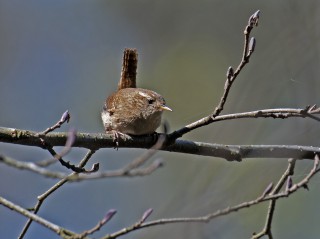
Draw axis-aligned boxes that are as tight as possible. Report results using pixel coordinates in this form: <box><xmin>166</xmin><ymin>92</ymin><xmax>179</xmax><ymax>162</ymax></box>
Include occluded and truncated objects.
<box><xmin>101</xmin><ymin>49</ymin><xmax>171</xmax><ymax>137</ymax></box>
<box><xmin>101</xmin><ymin>87</ymin><xmax>172</xmax><ymax>135</ymax></box>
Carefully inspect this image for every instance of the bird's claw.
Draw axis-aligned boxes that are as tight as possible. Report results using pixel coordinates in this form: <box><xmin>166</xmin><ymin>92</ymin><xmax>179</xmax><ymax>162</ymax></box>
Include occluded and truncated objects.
<box><xmin>110</xmin><ymin>130</ymin><xmax>129</xmax><ymax>150</ymax></box>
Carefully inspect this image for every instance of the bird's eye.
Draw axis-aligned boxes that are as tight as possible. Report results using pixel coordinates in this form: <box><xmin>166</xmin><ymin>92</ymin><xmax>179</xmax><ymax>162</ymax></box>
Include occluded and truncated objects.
<box><xmin>148</xmin><ymin>99</ymin><xmax>155</xmax><ymax>104</ymax></box>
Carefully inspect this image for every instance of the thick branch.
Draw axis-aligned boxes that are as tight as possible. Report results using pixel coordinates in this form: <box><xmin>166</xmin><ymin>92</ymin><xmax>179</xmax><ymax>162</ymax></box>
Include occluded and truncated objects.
<box><xmin>1</xmin><ymin>127</ymin><xmax>320</xmax><ymax>161</ymax></box>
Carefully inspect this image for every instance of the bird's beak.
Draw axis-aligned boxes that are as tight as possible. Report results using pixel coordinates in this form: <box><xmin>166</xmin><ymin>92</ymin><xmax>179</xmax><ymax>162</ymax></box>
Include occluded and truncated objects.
<box><xmin>160</xmin><ymin>105</ymin><xmax>172</xmax><ymax>112</ymax></box>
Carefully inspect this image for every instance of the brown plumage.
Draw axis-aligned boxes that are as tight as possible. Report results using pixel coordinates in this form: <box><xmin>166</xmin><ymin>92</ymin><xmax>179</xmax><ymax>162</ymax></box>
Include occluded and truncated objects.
<box><xmin>117</xmin><ymin>49</ymin><xmax>137</xmax><ymax>90</ymax></box>
<box><xmin>101</xmin><ymin>88</ymin><xmax>171</xmax><ymax>135</ymax></box>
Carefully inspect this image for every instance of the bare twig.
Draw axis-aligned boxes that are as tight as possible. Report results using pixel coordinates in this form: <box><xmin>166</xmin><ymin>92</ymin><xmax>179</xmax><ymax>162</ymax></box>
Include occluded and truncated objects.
<box><xmin>0</xmin><ymin>155</ymin><xmax>163</xmax><ymax>180</ymax></box>
<box><xmin>213</xmin><ymin>10</ymin><xmax>260</xmax><ymax>117</ymax></box>
<box><xmin>266</xmin><ymin>155</ymin><xmax>320</xmax><ymax>200</ymax></box>
<box><xmin>35</xmin><ymin>111</ymin><xmax>99</xmax><ymax>173</ymax></box>
<box><xmin>69</xmin><ymin>159</ymin><xmax>163</xmax><ymax>180</ymax></box>
<box><xmin>0</xmin><ymin>155</ymin><xmax>67</xmax><ymax>178</ymax></box>
<box><xmin>0</xmin><ymin>196</ymin><xmax>75</xmax><ymax>238</ymax></box>
<box><xmin>210</xmin><ymin>107</ymin><xmax>320</xmax><ymax>122</ymax></box>
<box><xmin>169</xmin><ymin>106</ymin><xmax>320</xmax><ymax>140</ymax></box>
<box><xmin>18</xmin><ymin>149</ymin><xmax>96</xmax><ymax>239</ymax></box>
<box><xmin>252</xmin><ymin>158</ymin><xmax>296</xmax><ymax>239</ymax></box>
<box><xmin>121</xmin><ymin>134</ymin><xmax>166</xmax><ymax>173</ymax></box>
<box><xmin>103</xmin><ymin>208</ymin><xmax>154</xmax><ymax>239</ymax></box>
<box><xmin>102</xmin><ymin>156</ymin><xmax>319</xmax><ymax>239</ymax></box>
<box><xmin>169</xmin><ymin>10</ymin><xmax>260</xmax><ymax>140</ymax></box>
<box><xmin>17</xmin><ymin>133</ymin><xmax>166</xmax><ymax>237</ymax></box>
<box><xmin>79</xmin><ymin>209</ymin><xmax>117</xmax><ymax>238</ymax></box>
<box><xmin>35</xmin><ymin>158</ymin><xmax>58</xmax><ymax>167</ymax></box>
<box><xmin>5</xmin><ymin>155</ymin><xmax>318</xmax><ymax>239</ymax></box>
<box><xmin>46</xmin><ymin>146</ymin><xmax>99</xmax><ymax>173</ymax></box>
<box><xmin>37</xmin><ymin>110</ymin><xmax>70</xmax><ymax>136</ymax></box>
<box><xmin>42</xmin><ymin>128</ymin><xmax>99</xmax><ymax>173</ymax></box>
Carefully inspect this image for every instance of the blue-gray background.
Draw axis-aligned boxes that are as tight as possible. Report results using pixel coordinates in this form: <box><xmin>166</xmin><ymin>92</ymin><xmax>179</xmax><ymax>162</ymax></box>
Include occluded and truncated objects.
<box><xmin>1</xmin><ymin>1</ymin><xmax>320</xmax><ymax>238</ymax></box>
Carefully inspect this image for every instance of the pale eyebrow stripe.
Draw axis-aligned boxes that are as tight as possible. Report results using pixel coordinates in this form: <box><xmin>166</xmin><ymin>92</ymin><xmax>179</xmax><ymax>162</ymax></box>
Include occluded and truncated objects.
<box><xmin>138</xmin><ymin>91</ymin><xmax>149</xmax><ymax>98</ymax></box>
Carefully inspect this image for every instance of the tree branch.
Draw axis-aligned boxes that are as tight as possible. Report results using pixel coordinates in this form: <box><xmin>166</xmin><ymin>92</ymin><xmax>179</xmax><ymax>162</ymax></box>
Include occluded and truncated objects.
<box><xmin>1</xmin><ymin>126</ymin><xmax>320</xmax><ymax>161</ymax></box>
<box><xmin>18</xmin><ymin>149</ymin><xmax>96</xmax><ymax>238</ymax></box>
<box><xmin>3</xmin><ymin>155</ymin><xmax>318</xmax><ymax>239</ymax></box>
<box><xmin>0</xmin><ymin>196</ymin><xmax>75</xmax><ymax>238</ymax></box>
<box><xmin>169</xmin><ymin>10</ymin><xmax>260</xmax><ymax>140</ymax></box>
<box><xmin>101</xmin><ymin>155</ymin><xmax>319</xmax><ymax>239</ymax></box>
<box><xmin>252</xmin><ymin>158</ymin><xmax>296</xmax><ymax>239</ymax></box>
<box><xmin>0</xmin><ymin>155</ymin><xmax>163</xmax><ymax>180</ymax></box>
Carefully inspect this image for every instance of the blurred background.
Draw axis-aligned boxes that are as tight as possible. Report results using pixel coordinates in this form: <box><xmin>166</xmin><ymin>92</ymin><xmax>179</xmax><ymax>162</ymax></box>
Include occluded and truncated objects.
<box><xmin>1</xmin><ymin>0</ymin><xmax>320</xmax><ymax>238</ymax></box>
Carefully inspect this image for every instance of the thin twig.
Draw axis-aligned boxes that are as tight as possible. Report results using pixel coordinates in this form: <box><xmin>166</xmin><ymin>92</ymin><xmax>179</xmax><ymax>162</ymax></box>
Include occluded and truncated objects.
<box><xmin>0</xmin><ymin>155</ymin><xmax>67</xmax><ymax>178</ymax></box>
<box><xmin>35</xmin><ymin>158</ymin><xmax>58</xmax><ymax>167</ymax></box>
<box><xmin>102</xmin><ymin>155</ymin><xmax>319</xmax><ymax>239</ymax></box>
<box><xmin>252</xmin><ymin>158</ymin><xmax>296</xmax><ymax>239</ymax></box>
<box><xmin>18</xmin><ymin>149</ymin><xmax>96</xmax><ymax>239</ymax></box>
<box><xmin>0</xmin><ymin>155</ymin><xmax>163</xmax><ymax>180</ymax></box>
<box><xmin>169</xmin><ymin>106</ymin><xmax>320</xmax><ymax>140</ymax></box>
<box><xmin>78</xmin><ymin>209</ymin><xmax>117</xmax><ymax>239</ymax></box>
<box><xmin>169</xmin><ymin>10</ymin><xmax>260</xmax><ymax>140</ymax></box>
<box><xmin>0</xmin><ymin>196</ymin><xmax>75</xmax><ymax>238</ymax></box>
<box><xmin>36</xmin><ymin>111</ymin><xmax>98</xmax><ymax>173</ymax></box>
<box><xmin>17</xmin><ymin>130</ymin><xmax>166</xmax><ymax>238</ymax></box>
<box><xmin>5</xmin><ymin>155</ymin><xmax>318</xmax><ymax>239</ymax></box>
<box><xmin>266</xmin><ymin>155</ymin><xmax>320</xmax><ymax>200</ymax></box>
<box><xmin>47</xmin><ymin>144</ymin><xmax>99</xmax><ymax>173</ymax></box>
<box><xmin>37</xmin><ymin>110</ymin><xmax>70</xmax><ymax>136</ymax></box>
<box><xmin>121</xmin><ymin>134</ymin><xmax>166</xmax><ymax>173</ymax></box>
<box><xmin>213</xmin><ymin>10</ymin><xmax>260</xmax><ymax>117</ymax></box>
<box><xmin>42</xmin><ymin>129</ymin><xmax>99</xmax><ymax>173</ymax></box>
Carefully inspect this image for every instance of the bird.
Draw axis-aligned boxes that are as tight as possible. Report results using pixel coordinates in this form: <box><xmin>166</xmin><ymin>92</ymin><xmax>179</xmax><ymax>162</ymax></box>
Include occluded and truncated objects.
<box><xmin>101</xmin><ymin>87</ymin><xmax>172</xmax><ymax>137</ymax></box>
